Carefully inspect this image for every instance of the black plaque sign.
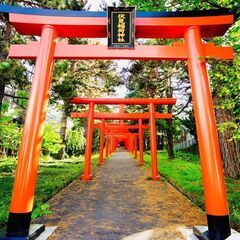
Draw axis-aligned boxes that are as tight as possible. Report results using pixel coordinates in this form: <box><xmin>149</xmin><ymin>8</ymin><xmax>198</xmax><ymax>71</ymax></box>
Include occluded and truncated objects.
<box><xmin>108</xmin><ymin>6</ymin><xmax>136</xmax><ymax>48</ymax></box>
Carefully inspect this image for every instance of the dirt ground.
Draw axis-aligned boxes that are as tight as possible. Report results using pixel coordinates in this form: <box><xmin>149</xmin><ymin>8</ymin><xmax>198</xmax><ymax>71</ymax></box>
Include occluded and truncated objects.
<box><xmin>37</xmin><ymin>149</ymin><xmax>206</xmax><ymax>240</ymax></box>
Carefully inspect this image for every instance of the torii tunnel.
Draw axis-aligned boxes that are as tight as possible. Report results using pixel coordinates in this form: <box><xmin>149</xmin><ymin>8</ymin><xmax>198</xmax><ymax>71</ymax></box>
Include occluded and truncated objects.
<box><xmin>93</xmin><ymin>121</ymin><xmax>150</xmax><ymax>165</ymax></box>
<box><xmin>0</xmin><ymin>3</ymin><xmax>236</xmax><ymax>240</ymax></box>
<box><xmin>93</xmin><ymin>122</ymin><xmax>149</xmax><ymax>164</ymax></box>
<box><xmin>70</xmin><ymin>98</ymin><xmax>176</xmax><ymax>181</ymax></box>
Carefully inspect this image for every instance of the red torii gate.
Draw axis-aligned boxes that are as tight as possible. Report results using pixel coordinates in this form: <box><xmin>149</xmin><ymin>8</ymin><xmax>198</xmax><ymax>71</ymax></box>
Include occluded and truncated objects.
<box><xmin>70</xmin><ymin>97</ymin><xmax>176</xmax><ymax>181</ymax></box>
<box><xmin>94</xmin><ymin>122</ymin><xmax>149</xmax><ymax>165</ymax></box>
<box><xmin>1</xmin><ymin>3</ymin><xmax>236</xmax><ymax>239</ymax></box>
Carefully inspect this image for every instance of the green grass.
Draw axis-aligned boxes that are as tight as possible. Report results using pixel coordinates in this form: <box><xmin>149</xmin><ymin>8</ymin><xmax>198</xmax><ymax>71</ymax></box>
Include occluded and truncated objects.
<box><xmin>144</xmin><ymin>150</ymin><xmax>240</xmax><ymax>231</ymax></box>
<box><xmin>0</xmin><ymin>154</ymin><xmax>99</xmax><ymax>226</ymax></box>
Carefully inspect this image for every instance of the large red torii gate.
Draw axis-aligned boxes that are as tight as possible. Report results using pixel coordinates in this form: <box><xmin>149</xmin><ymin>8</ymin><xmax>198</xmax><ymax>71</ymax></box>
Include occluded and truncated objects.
<box><xmin>1</xmin><ymin>3</ymin><xmax>236</xmax><ymax>240</ymax></box>
<box><xmin>70</xmin><ymin>98</ymin><xmax>175</xmax><ymax>181</ymax></box>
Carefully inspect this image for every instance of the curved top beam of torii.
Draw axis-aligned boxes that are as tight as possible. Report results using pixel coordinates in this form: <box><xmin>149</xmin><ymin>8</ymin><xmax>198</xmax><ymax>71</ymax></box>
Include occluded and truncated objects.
<box><xmin>70</xmin><ymin>98</ymin><xmax>175</xmax><ymax>119</ymax></box>
<box><xmin>0</xmin><ymin>4</ymin><xmax>235</xmax><ymax>38</ymax></box>
<box><xmin>69</xmin><ymin>97</ymin><xmax>177</xmax><ymax>105</ymax></box>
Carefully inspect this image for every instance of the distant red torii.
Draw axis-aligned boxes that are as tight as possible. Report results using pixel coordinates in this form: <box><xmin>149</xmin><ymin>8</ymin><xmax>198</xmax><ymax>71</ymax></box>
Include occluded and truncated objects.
<box><xmin>70</xmin><ymin>98</ymin><xmax>176</xmax><ymax>181</ymax></box>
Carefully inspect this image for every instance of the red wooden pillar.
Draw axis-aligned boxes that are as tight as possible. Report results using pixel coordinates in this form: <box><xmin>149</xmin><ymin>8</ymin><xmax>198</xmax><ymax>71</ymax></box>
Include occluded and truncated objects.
<box><xmin>82</xmin><ymin>102</ymin><xmax>94</xmax><ymax>181</ymax></box>
<box><xmin>138</xmin><ymin>119</ymin><xmax>144</xmax><ymax>165</ymax></box>
<box><xmin>105</xmin><ymin>132</ymin><xmax>109</xmax><ymax>158</ymax></box>
<box><xmin>98</xmin><ymin>119</ymin><xmax>105</xmax><ymax>165</ymax></box>
<box><xmin>6</xmin><ymin>25</ymin><xmax>58</xmax><ymax>237</ymax></box>
<box><xmin>109</xmin><ymin>136</ymin><xmax>112</xmax><ymax>154</ymax></box>
<box><xmin>114</xmin><ymin>138</ymin><xmax>118</xmax><ymax>151</ymax></box>
<box><xmin>134</xmin><ymin>134</ymin><xmax>138</xmax><ymax>159</ymax></box>
<box><xmin>125</xmin><ymin>138</ymin><xmax>127</xmax><ymax>151</ymax></box>
<box><xmin>149</xmin><ymin>103</ymin><xmax>160</xmax><ymax>181</ymax></box>
<box><xmin>185</xmin><ymin>26</ymin><xmax>230</xmax><ymax>239</ymax></box>
<box><xmin>131</xmin><ymin>134</ymin><xmax>134</xmax><ymax>155</ymax></box>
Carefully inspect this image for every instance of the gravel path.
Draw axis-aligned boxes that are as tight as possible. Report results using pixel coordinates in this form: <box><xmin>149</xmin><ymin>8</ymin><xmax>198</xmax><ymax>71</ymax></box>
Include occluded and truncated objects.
<box><xmin>37</xmin><ymin>149</ymin><xmax>206</xmax><ymax>240</ymax></box>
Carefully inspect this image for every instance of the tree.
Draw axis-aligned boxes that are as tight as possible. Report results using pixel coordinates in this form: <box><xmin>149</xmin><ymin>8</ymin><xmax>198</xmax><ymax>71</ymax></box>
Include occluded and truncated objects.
<box><xmin>0</xmin><ymin>13</ymin><xmax>30</xmax><ymax>114</ymax></box>
<box><xmin>51</xmin><ymin>57</ymin><xmax>121</xmax><ymax>159</ymax></box>
<box><xmin>66</xmin><ymin>126</ymin><xmax>86</xmax><ymax>156</ymax></box>
<box><xmin>0</xmin><ymin>115</ymin><xmax>22</xmax><ymax>156</ymax></box>
<box><xmin>210</xmin><ymin>59</ymin><xmax>240</xmax><ymax>178</ymax></box>
<box><xmin>42</xmin><ymin>122</ymin><xmax>63</xmax><ymax>156</ymax></box>
<box><xmin>180</xmin><ymin>110</ymin><xmax>197</xmax><ymax>142</ymax></box>
<box><xmin>123</xmin><ymin>44</ymin><xmax>190</xmax><ymax>159</ymax></box>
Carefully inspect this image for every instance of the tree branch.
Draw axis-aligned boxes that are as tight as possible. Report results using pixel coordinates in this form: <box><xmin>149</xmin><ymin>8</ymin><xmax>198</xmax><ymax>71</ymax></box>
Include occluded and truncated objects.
<box><xmin>4</xmin><ymin>93</ymin><xmax>28</xmax><ymax>100</ymax></box>
<box><xmin>175</xmin><ymin>98</ymin><xmax>192</xmax><ymax>116</ymax></box>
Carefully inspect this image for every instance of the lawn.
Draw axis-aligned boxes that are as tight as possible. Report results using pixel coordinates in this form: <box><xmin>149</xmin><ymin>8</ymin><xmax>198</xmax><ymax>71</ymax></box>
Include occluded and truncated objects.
<box><xmin>0</xmin><ymin>155</ymin><xmax>99</xmax><ymax>226</ymax></box>
<box><xmin>144</xmin><ymin>151</ymin><xmax>240</xmax><ymax>231</ymax></box>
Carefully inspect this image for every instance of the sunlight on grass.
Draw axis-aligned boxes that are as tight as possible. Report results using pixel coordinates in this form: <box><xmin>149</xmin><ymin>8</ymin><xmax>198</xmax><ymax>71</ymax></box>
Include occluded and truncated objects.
<box><xmin>0</xmin><ymin>154</ymin><xmax>99</xmax><ymax>226</ymax></box>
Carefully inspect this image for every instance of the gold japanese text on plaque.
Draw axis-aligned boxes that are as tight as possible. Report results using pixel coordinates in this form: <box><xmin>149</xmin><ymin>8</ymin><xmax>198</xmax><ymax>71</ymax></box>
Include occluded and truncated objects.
<box><xmin>108</xmin><ymin>7</ymin><xmax>136</xmax><ymax>48</ymax></box>
<box><xmin>117</xmin><ymin>14</ymin><xmax>126</xmax><ymax>42</ymax></box>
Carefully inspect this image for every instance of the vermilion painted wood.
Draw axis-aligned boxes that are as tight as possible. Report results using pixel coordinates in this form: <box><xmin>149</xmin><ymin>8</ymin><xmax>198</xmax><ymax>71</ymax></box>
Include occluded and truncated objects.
<box><xmin>94</xmin><ymin>124</ymin><xmax>149</xmax><ymax>129</ymax></box>
<box><xmin>185</xmin><ymin>26</ymin><xmax>229</xmax><ymax>216</ymax></box>
<box><xmin>82</xmin><ymin>102</ymin><xmax>95</xmax><ymax>181</ymax></box>
<box><xmin>106</xmin><ymin>133</ymin><xmax>135</xmax><ymax>136</ymax></box>
<box><xmin>70</xmin><ymin>97</ymin><xmax>176</xmax><ymax>105</ymax></box>
<box><xmin>134</xmin><ymin>134</ymin><xmax>138</xmax><ymax>159</ymax></box>
<box><xmin>8</xmin><ymin>42</ymin><xmax>234</xmax><ymax>60</ymax></box>
<box><xmin>98</xmin><ymin>119</ymin><xmax>105</xmax><ymax>165</ymax></box>
<box><xmin>149</xmin><ymin>103</ymin><xmax>161</xmax><ymax>181</ymax></box>
<box><xmin>9</xmin><ymin>26</ymin><xmax>58</xmax><ymax>214</ymax></box>
<box><xmin>138</xmin><ymin>119</ymin><xmax>145</xmax><ymax>165</ymax></box>
<box><xmin>71</xmin><ymin>112</ymin><xmax>173</xmax><ymax>120</ymax></box>
<box><xmin>9</xmin><ymin>13</ymin><xmax>233</xmax><ymax>38</ymax></box>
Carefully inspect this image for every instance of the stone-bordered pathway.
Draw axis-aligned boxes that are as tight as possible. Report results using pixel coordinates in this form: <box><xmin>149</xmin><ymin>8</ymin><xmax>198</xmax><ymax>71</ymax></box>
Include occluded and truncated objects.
<box><xmin>37</xmin><ymin>150</ymin><xmax>205</xmax><ymax>240</ymax></box>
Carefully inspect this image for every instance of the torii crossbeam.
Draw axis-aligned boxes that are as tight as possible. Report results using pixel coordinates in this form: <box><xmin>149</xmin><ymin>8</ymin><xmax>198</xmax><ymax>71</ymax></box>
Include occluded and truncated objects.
<box><xmin>70</xmin><ymin>98</ymin><xmax>176</xmax><ymax>182</ymax></box>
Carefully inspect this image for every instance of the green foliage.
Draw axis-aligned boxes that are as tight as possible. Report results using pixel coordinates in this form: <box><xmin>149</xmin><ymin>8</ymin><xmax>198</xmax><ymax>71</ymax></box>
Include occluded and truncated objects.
<box><xmin>0</xmin><ymin>154</ymin><xmax>99</xmax><ymax>225</ymax></box>
<box><xmin>125</xmin><ymin>0</ymin><xmax>166</xmax><ymax>11</ymax></box>
<box><xmin>1</xmin><ymin>101</ymin><xmax>9</xmax><ymax>114</ymax></box>
<box><xmin>218</xmin><ymin>121</ymin><xmax>240</xmax><ymax>143</ymax></box>
<box><xmin>0</xmin><ymin>157</ymin><xmax>16</xmax><ymax>176</ymax></box>
<box><xmin>14</xmin><ymin>90</ymin><xmax>29</xmax><ymax>109</ymax></box>
<box><xmin>42</xmin><ymin>122</ymin><xmax>63</xmax><ymax>156</ymax></box>
<box><xmin>0</xmin><ymin>60</ymin><xmax>28</xmax><ymax>86</ymax></box>
<box><xmin>52</xmin><ymin>59</ymin><xmax>121</xmax><ymax>104</ymax></box>
<box><xmin>32</xmin><ymin>203</ymin><xmax>52</xmax><ymax>220</ymax></box>
<box><xmin>0</xmin><ymin>115</ymin><xmax>22</xmax><ymax>154</ymax></box>
<box><xmin>66</xmin><ymin>126</ymin><xmax>85</xmax><ymax>155</ymax></box>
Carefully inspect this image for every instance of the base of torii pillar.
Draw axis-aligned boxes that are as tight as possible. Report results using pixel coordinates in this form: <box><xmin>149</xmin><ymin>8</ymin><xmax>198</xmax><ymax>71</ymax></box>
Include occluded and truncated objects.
<box><xmin>0</xmin><ymin>224</ymin><xmax>57</xmax><ymax>240</ymax></box>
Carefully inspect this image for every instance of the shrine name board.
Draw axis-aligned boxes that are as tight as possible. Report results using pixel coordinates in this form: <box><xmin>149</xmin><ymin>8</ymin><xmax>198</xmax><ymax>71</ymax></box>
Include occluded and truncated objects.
<box><xmin>108</xmin><ymin>7</ymin><xmax>136</xmax><ymax>48</ymax></box>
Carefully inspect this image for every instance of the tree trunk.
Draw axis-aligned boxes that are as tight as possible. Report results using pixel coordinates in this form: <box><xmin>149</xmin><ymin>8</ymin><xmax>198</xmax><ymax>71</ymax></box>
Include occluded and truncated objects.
<box><xmin>214</xmin><ymin>95</ymin><xmax>240</xmax><ymax>178</ymax></box>
<box><xmin>145</xmin><ymin>136</ymin><xmax>150</xmax><ymax>151</ymax></box>
<box><xmin>166</xmin><ymin>118</ymin><xmax>175</xmax><ymax>159</ymax></box>
<box><xmin>157</xmin><ymin>132</ymin><xmax>164</xmax><ymax>150</ymax></box>
<box><xmin>166</xmin><ymin>85</ymin><xmax>175</xmax><ymax>159</ymax></box>
<box><xmin>57</xmin><ymin>109</ymin><xmax>68</xmax><ymax>159</ymax></box>
<box><xmin>0</xmin><ymin>82</ymin><xmax>5</xmax><ymax>115</ymax></box>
